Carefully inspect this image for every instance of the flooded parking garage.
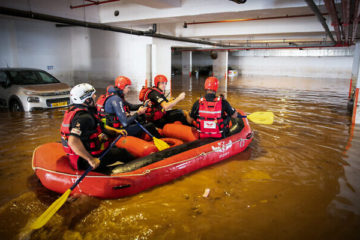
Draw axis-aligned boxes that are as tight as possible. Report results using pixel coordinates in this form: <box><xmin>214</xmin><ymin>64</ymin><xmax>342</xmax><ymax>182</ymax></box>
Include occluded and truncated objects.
<box><xmin>0</xmin><ymin>75</ymin><xmax>359</xmax><ymax>239</ymax></box>
<box><xmin>1</xmin><ymin>0</ymin><xmax>360</xmax><ymax>239</ymax></box>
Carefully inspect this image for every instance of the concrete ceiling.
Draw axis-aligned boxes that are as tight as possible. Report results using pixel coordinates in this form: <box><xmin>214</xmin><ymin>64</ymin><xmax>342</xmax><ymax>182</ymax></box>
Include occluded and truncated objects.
<box><xmin>98</xmin><ymin>0</ymin><xmax>357</xmax><ymax>47</ymax></box>
<box><xmin>1</xmin><ymin>0</ymin><xmax>359</xmax><ymax>47</ymax></box>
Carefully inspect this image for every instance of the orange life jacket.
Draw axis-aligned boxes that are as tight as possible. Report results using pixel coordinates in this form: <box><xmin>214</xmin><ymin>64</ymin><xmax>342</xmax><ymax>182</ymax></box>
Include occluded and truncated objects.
<box><xmin>60</xmin><ymin>106</ymin><xmax>110</xmax><ymax>170</ymax></box>
<box><xmin>139</xmin><ymin>87</ymin><xmax>166</xmax><ymax>121</ymax></box>
<box><xmin>196</xmin><ymin>97</ymin><xmax>224</xmax><ymax>139</ymax></box>
<box><xmin>96</xmin><ymin>93</ymin><xmax>129</xmax><ymax>128</ymax></box>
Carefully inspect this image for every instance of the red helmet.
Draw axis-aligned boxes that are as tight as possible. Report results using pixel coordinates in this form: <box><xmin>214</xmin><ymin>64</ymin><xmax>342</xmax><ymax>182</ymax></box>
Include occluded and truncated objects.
<box><xmin>115</xmin><ymin>76</ymin><xmax>132</xmax><ymax>90</ymax></box>
<box><xmin>154</xmin><ymin>74</ymin><xmax>168</xmax><ymax>87</ymax></box>
<box><xmin>204</xmin><ymin>77</ymin><xmax>219</xmax><ymax>92</ymax></box>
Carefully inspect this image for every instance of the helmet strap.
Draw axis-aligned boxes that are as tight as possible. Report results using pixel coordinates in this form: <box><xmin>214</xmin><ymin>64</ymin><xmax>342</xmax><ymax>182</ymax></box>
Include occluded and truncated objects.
<box><xmin>156</xmin><ymin>86</ymin><xmax>165</xmax><ymax>94</ymax></box>
<box><xmin>85</xmin><ymin>97</ymin><xmax>95</xmax><ymax>106</ymax></box>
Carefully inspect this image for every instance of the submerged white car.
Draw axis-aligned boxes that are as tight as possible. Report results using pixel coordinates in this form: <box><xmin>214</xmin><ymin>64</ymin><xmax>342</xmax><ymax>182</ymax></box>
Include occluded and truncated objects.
<box><xmin>0</xmin><ymin>68</ymin><xmax>71</xmax><ymax>112</ymax></box>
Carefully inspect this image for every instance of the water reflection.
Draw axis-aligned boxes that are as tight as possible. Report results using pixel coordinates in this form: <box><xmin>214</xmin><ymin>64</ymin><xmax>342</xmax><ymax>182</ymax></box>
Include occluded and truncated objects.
<box><xmin>332</xmin><ymin>124</ymin><xmax>360</xmax><ymax>216</ymax></box>
<box><xmin>0</xmin><ymin>75</ymin><xmax>359</xmax><ymax>239</ymax></box>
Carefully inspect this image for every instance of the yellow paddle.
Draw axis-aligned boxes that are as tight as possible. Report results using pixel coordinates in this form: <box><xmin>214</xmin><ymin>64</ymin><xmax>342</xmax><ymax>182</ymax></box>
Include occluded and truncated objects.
<box><xmin>244</xmin><ymin>111</ymin><xmax>274</xmax><ymax>125</ymax></box>
<box><xmin>134</xmin><ymin>119</ymin><xmax>170</xmax><ymax>151</ymax></box>
<box><xmin>30</xmin><ymin>134</ymin><xmax>124</xmax><ymax>230</ymax></box>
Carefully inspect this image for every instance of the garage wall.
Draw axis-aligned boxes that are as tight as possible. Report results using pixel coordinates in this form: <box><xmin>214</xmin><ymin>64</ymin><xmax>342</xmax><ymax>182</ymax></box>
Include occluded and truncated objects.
<box><xmin>0</xmin><ymin>15</ymin><xmax>210</xmax><ymax>92</ymax></box>
<box><xmin>0</xmin><ymin>16</ymin><xmax>74</xmax><ymax>85</ymax></box>
<box><xmin>70</xmin><ymin>27</ymin><xmax>152</xmax><ymax>90</ymax></box>
<box><xmin>228</xmin><ymin>48</ymin><xmax>353</xmax><ymax>79</ymax></box>
<box><xmin>0</xmin><ymin>16</ymin><xmax>153</xmax><ymax>89</ymax></box>
<box><xmin>228</xmin><ymin>56</ymin><xmax>353</xmax><ymax>79</ymax></box>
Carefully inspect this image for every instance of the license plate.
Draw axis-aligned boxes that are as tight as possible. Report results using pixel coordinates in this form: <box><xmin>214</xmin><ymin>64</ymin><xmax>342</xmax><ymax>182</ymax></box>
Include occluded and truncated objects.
<box><xmin>51</xmin><ymin>101</ymin><xmax>67</xmax><ymax>107</ymax></box>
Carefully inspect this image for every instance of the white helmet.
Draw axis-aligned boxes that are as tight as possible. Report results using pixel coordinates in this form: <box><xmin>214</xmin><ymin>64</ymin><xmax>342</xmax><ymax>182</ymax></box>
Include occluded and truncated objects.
<box><xmin>70</xmin><ymin>83</ymin><xmax>96</xmax><ymax>104</ymax></box>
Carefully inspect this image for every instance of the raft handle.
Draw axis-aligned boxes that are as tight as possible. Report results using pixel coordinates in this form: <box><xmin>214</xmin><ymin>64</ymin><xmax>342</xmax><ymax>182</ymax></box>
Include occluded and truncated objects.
<box><xmin>113</xmin><ymin>184</ymin><xmax>131</xmax><ymax>190</ymax></box>
<box><xmin>246</xmin><ymin>132</ymin><xmax>254</xmax><ymax>140</ymax></box>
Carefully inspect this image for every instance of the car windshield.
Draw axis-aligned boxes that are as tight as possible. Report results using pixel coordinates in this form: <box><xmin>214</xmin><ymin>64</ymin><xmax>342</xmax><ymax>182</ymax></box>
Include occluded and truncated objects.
<box><xmin>9</xmin><ymin>70</ymin><xmax>60</xmax><ymax>85</ymax></box>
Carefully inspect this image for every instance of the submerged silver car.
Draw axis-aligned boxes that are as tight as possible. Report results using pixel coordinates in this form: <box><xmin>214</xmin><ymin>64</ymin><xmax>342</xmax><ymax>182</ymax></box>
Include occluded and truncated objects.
<box><xmin>0</xmin><ymin>68</ymin><xmax>71</xmax><ymax>111</ymax></box>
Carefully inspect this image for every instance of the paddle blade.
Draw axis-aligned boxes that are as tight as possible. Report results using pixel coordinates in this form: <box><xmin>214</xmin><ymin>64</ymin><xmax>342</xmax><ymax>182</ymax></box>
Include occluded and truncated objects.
<box><xmin>30</xmin><ymin>189</ymin><xmax>71</xmax><ymax>230</ymax></box>
<box><xmin>153</xmin><ymin>137</ymin><xmax>170</xmax><ymax>151</ymax></box>
<box><xmin>247</xmin><ymin>112</ymin><xmax>274</xmax><ymax>125</ymax></box>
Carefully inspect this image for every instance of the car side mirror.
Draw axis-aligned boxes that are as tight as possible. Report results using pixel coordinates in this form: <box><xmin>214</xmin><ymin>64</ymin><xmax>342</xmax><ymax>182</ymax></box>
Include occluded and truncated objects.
<box><xmin>0</xmin><ymin>73</ymin><xmax>10</xmax><ymax>88</ymax></box>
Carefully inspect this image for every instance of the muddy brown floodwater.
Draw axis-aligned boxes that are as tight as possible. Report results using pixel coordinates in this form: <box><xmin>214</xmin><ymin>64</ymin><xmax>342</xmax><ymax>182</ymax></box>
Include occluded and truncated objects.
<box><xmin>0</xmin><ymin>75</ymin><xmax>359</xmax><ymax>240</ymax></box>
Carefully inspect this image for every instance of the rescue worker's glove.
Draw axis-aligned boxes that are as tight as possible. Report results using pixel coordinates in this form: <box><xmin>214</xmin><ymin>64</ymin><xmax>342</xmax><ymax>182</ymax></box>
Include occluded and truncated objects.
<box><xmin>115</xmin><ymin>129</ymin><xmax>128</xmax><ymax>136</ymax></box>
<box><xmin>104</xmin><ymin>125</ymin><xmax>128</xmax><ymax>136</ymax></box>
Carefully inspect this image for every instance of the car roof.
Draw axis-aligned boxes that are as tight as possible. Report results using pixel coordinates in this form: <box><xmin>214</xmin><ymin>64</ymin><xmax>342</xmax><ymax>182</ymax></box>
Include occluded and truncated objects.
<box><xmin>0</xmin><ymin>68</ymin><xmax>45</xmax><ymax>71</ymax></box>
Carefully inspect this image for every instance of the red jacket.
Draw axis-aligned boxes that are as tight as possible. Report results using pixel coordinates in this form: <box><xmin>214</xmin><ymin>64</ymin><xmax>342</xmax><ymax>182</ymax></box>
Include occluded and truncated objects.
<box><xmin>60</xmin><ymin>106</ymin><xmax>110</xmax><ymax>170</ymax></box>
<box><xmin>196</xmin><ymin>97</ymin><xmax>224</xmax><ymax>138</ymax></box>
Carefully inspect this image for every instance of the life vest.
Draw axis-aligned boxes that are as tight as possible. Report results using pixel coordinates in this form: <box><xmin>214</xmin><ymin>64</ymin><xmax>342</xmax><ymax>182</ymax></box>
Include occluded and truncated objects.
<box><xmin>60</xmin><ymin>106</ymin><xmax>110</xmax><ymax>170</ymax></box>
<box><xmin>96</xmin><ymin>93</ymin><xmax>129</xmax><ymax>128</ymax></box>
<box><xmin>196</xmin><ymin>97</ymin><xmax>224</xmax><ymax>139</ymax></box>
<box><xmin>139</xmin><ymin>87</ymin><xmax>166</xmax><ymax>121</ymax></box>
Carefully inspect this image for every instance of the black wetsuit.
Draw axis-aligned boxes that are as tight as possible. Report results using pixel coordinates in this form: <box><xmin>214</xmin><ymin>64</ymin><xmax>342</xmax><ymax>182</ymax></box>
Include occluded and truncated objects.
<box><xmin>69</xmin><ymin>106</ymin><xmax>133</xmax><ymax>172</ymax></box>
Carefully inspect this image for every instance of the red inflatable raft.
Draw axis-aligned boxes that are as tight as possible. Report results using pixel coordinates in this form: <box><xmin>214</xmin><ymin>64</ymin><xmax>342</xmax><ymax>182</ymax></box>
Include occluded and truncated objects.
<box><xmin>32</xmin><ymin>111</ymin><xmax>253</xmax><ymax>199</ymax></box>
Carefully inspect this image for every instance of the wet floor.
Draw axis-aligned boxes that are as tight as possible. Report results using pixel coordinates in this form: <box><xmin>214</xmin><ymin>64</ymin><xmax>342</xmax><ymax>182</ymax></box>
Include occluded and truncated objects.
<box><xmin>0</xmin><ymin>75</ymin><xmax>359</xmax><ymax>240</ymax></box>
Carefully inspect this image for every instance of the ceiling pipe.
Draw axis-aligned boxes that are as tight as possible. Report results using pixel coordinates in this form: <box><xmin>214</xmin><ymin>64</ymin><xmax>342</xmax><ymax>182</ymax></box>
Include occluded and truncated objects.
<box><xmin>185</xmin><ymin>13</ymin><xmax>327</xmax><ymax>26</ymax></box>
<box><xmin>70</xmin><ymin>0</ymin><xmax>120</xmax><ymax>9</ymax></box>
<box><xmin>0</xmin><ymin>6</ymin><xmax>235</xmax><ymax>48</ymax></box>
<box><xmin>323</xmin><ymin>0</ymin><xmax>342</xmax><ymax>43</ymax></box>
<box><xmin>342</xmin><ymin>0</ymin><xmax>350</xmax><ymax>44</ymax></box>
<box><xmin>305</xmin><ymin>0</ymin><xmax>336</xmax><ymax>44</ymax></box>
<box><xmin>229</xmin><ymin>0</ymin><xmax>247</xmax><ymax>4</ymax></box>
<box><xmin>173</xmin><ymin>44</ymin><xmax>349</xmax><ymax>52</ymax></box>
<box><xmin>214</xmin><ymin>40</ymin><xmax>330</xmax><ymax>44</ymax></box>
<box><xmin>352</xmin><ymin>0</ymin><xmax>360</xmax><ymax>43</ymax></box>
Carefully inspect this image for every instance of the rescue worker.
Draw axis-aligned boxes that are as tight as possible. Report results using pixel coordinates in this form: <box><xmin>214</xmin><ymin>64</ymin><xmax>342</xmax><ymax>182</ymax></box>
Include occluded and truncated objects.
<box><xmin>189</xmin><ymin>77</ymin><xmax>238</xmax><ymax>139</ymax></box>
<box><xmin>61</xmin><ymin>83</ymin><xmax>130</xmax><ymax>172</ymax></box>
<box><xmin>139</xmin><ymin>74</ymin><xmax>190</xmax><ymax>128</ymax></box>
<box><xmin>97</xmin><ymin>76</ymin><xmax>161</xmax><ymax>138</ymax></box>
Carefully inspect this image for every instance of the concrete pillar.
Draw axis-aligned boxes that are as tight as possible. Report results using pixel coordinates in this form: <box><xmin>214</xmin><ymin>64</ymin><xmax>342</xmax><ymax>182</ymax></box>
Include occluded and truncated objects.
<box><xmin>182</xmin><ymin>51</ymin><xmax>192</xmax><ymax>76</ymax></box>
<box><xmin>352</xmin><ymin>42</ymin><xmax>360</xmax><ymax>124</ymax></box>
<box><xmin>212</xmin><ymin>51</ymin><xmax>228</xmax><ymax>79</ymax></box>
<box><xmin>145</xmin><ymin>44</ymin><xmax>153</xmax><ymax>88</ymax></box>
<box><xmin>151</xmin><ymin>39</ymin><xmax>172</xmax><ymax>92</ymax></box>
<box><xmin>350</xmin><ymin>42</ymin><xmax>360</xmax><ymax>98</ymax></box>
<box><xmin>352</xmin><ymin>68</ymin><xmax>360</xmax><ymax>125</ymax></box>
<box><xmin>151</xmin><ymin>44</ymin><xmax>157</xmax><ymax>87</ymax></box>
